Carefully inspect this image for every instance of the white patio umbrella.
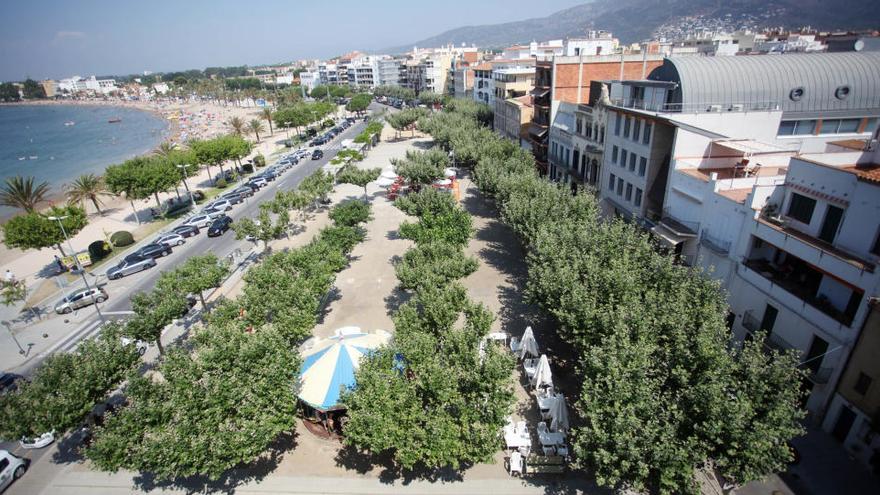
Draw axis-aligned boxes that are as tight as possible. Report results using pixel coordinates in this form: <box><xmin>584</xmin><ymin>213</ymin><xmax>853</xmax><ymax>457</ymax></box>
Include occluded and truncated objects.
<box><xmin>444</xmin><ymin>168</ymin><xmax>457</xmax><ymax>178</ymax></box>
<box><xmin>531</xmin><ymin>354</ymin><xmax>553</xmax><ymax>389</ymax></box>
<box><xmin>380</xmin><ymin>170</ymin><xmax>398</xmax><ymax>179</ymax></box>
<box><xmin>519</xmin><ymin>326</ymin><xmax>539</xmax><ymax>360</ymax></box>
<box><xmin>549</xmin><ymin>394</ymin><xmax>570</xmax><ymax>432</ymax></box>
<box><xmin>376</xmin><ymin>177</ymin><xmax>396</xmax><ymax>187</ymax></box>
<box><xmin>433</xmin><ymin>178</ymin><xmax>452</xmax><ymax>186</ymax></box>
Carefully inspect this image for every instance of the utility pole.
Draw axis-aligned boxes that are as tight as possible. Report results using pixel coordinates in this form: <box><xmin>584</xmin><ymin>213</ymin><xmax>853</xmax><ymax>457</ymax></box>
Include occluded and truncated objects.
<box><xmin>48</xmin><ymin>216</ymin><xmax>105</xmax><ymax>324</ymax></box>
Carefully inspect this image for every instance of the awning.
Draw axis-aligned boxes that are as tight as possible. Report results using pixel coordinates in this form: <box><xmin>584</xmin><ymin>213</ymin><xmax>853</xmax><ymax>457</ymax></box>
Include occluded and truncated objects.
<box><xmin>530</xmin><ymin>87</ymin><xmax>550</xmax><ymax>98</ymax></box>
<box><xmin>651</xmin><ymin>224</ymin><xmax>687</xmax><ymax>248</ymax></box>
<box><xmin>528</xmin><ymin>124</ymin><xmax>548</xmax><ymax>139</ymax></box>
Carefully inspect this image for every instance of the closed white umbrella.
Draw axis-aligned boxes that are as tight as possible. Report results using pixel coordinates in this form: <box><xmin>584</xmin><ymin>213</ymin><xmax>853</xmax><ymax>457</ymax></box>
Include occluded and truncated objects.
<box><xmin>433</xmin><ymin>178</ymin><xmax>452</xmax><ymax>186</ymax></box>
<box><xmin>444</xmin><ymin>168</ymin><xmax>457</xmax><ymax>178</ymax></box>
<box><xmin>531</xmin><ymin>354</ymin><xmax>553</xmax><ymax>390</ymax></box>
<box><xmin>380</xmin><ymin>170</ymin><xmax>398</xmax><ymax>179</ymax></box>
<box><xmin>549</xmin><ymin>394</ymin><xmax>570</xmax><ymax>432</ymax></box>
<box><xmin>376</xmin><ymin>177</ymin><xmax>396</xmax><ymax>187</ymax></box>
<box><xmin>520</xmin><ymin>326</ymin><xmax>539</xmax><ymax>360</ymax></box>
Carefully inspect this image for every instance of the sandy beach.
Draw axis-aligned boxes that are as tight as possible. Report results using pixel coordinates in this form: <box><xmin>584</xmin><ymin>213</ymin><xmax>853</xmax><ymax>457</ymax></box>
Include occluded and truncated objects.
<box><xmin>0</xmin><ymin>97</ymin><xmax>292</xmax><ymax>297</ymax></box>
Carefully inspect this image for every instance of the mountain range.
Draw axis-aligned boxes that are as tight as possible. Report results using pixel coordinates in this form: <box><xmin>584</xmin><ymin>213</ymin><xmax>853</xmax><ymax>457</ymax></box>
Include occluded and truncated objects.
<box><xmin>385</xmin><ymin>0</ymin><xmax>879</xmax><ymax>53</ymax></box>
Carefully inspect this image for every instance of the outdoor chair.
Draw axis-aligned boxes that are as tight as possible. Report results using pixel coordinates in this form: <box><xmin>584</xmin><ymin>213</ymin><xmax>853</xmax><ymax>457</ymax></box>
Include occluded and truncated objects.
<box><xmin>516</xmin><ymin>421</ymin><xmax>528</xmax><ymax>437</ymax></box>
<box><xmin>509</xmin><ymin>336</ymin><xmax>521</xmax><ymax>353</ymax></box>
<box><xmin>509</xmin><ymin>451</ymin><xmax>523</xmax><ymax>476</ymax></box>
<box><xmin>542</xmin><ymin>445</ymin><xmax>556</xmax><ymax>456</ymax></box>
<box><xmin>537</xmin><ymin>422</ymin><xmax>549</xmax><ymax>436</ymax></box>
<box><xmin>556</xmin><ymin>445</ymin><xmax>569</xmax><ymax>458</ymax></box>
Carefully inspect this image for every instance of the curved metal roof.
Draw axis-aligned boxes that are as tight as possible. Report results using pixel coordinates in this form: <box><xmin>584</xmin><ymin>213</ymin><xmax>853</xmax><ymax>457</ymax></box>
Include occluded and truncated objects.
<box><xmin>648</xmin><ymin>52</ymin><xmax>880</xmax><ymax>115</ymax></box>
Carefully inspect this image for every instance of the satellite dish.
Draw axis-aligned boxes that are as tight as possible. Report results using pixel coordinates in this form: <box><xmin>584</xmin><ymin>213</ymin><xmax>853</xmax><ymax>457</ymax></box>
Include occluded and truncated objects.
<box><xmin>854</xmin><ymin>40</ymin><xmax>865</xmax><ymax>52</ymax></box>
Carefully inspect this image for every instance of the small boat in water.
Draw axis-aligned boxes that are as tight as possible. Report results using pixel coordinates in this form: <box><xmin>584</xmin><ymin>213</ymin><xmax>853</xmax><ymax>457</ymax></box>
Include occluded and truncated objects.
<box><xmin>64</xmin><ymin>121</ymin><xmax>75</xmax><ymax>126</ymax></box>
<box><xmin>29</xmin><ymin>155</ymin><xmax>38</xmax><ymax>160</ymax></box>
<box><xmin>108</xmin><ymin>117</ymin><xmax>122</xmax><ymax>123</ymax></box>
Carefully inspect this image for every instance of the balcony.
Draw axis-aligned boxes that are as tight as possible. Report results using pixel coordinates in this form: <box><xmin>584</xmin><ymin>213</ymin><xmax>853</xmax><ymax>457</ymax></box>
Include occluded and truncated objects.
<box><xmin>700</xmin><ymin>231</ymin><xmax>732</xmax><ymax>255</ymax></box>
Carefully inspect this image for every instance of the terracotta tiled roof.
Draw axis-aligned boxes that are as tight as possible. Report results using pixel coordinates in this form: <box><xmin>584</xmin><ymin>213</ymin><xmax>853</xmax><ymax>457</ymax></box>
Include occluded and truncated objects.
<box><xmin>843</xmin><ymin>163</ymin><xmax>880</xmax><ymax>184</ymax></box>
<box><xmin>473</xmin><ymin>63</ymin><xmax>493</xmax><ymax>71</ymax></box>
<box><xmin>829</xmin><ymin>139</ymin><xmax>870</xmax><ymax>151</ymax></box>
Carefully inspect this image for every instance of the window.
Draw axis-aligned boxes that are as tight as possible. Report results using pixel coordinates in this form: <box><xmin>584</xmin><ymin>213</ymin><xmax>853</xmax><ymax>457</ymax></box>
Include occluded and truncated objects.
<box><xmin>614</xmin><ymin>113</ymin><xmax>621</xmax><ymax>136</ymax></box>
<box><xmin>634</xmin><ymin>188</ymin><xmax>643</xmax><ymax>207</ymax></box>
<box><xmin>629</xmin><ymin>153</ymin><xmax>637</xmax><ymax>172</ymax></box>
<box><xmin>616</xmin><ymin>178</ymin><xmax>624</xmax><ymax>196</ymax></box>
<box><xmin>612</xmin><ymin>145</ymin><xmax>618</xmax><ymax>164</ymax></box>
<box><xmin>608</xmin><ymin>173</ymin><xmax>615</xmax><ymax>190</ymax></box>
<box><xmin>633</xmin><ymin>119</ymin><xmax>641</xmax><ymax>142</ymax></box>
<box><xmin>623</xmin><ymin>117</ymin><xmax>631</xmax><ymax>138</ymax></box>
<box><xmin>625</xmin><ymin>183</ymin><xmax>633</xmax><ymax>201</ymax></box>
<box><xmin>787</xmin><ymin>193</ymin><xmax>817</xmax><ymax>224</ymax></box>
<box><xmin>838</xmin><ymin>118</ymin><xmax>861</xmax><ymax>133</ymax></box>
<box><xmin>639</xmin><ymin>157</ymin><xmax>647</xmax><ymax>176</ymax></box>
<box><xmin>620</xmin><ymin>149</ymin><xmax>628</xmax><ymax>168</ymax></box>
<box><xmin>778</xmin><ymin>119</ymin><xmax>817</xmax><ymax>136</ymax></box>
<box><xmin>576</xmin><ymin>118</ymin><xmax>583</xmax><ymax>134</ymax></box>
<box><xmin>871</xmin><ymin>227</ymin><xmax>880</xmax><ymax>256</ymax></box>
<box><xmin>866</xmin><ymin>118</ymin><xmax>879</xmax><ymax>134</ymax></box>
<box><xmin>820</xmin><ymin>120</ymin><xmax>841</xmax><ymax>134</ymax></box>
<box><xmin>643</xmin><ymin>122</ymin><xmax>652</xmax><ymax>144</ymax></box>
<box><xmin>854</xmin><ymin>372</ymin><xmax>873</xmax><ymax>395</ymax></box>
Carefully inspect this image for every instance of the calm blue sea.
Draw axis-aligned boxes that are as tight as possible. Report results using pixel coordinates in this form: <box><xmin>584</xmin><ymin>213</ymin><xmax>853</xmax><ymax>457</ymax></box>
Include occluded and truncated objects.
<box><xmin>0</xmin><ymin>104</ymin><xmax>168</xmax><ymax>217</ymax></box>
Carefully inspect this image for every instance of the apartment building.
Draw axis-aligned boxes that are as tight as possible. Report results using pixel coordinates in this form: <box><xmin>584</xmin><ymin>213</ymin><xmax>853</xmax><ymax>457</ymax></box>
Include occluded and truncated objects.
<box><xmin>824</xmin><ymin>300</ymin><xmax>880</xmax><ymax>473</ymax></box>
<box><xmin>473</xmin><ymin>63</ymin><xmax>494</xmax><ymax>105</ymax></box>
<box><xmin>377</xmin><ymin>59</ymin><xmax>402</xmax><ymax>86</ymax></box>
<box><xmin>495</xmin><ymin>95</ymin><xmax>534</xmax><ymax>148</ymax></box>
<box><xmin>401</xmin><ymin>53</ymin><xmax>452</xmax><ymax>95</ymax></box>
<box><xmin>528</xmin><ymin>54</ymin><xmax>664</xmax><ymax>174</ymax></box>
<box><xmin>547</xmin><ymin>94</ymin><xmax>608</xmax><ymax>188</ymax></box>
<box><xmin>594</xmin><ymin>51</ymin><xmax>880</xmax><ymax>420</ymax></box>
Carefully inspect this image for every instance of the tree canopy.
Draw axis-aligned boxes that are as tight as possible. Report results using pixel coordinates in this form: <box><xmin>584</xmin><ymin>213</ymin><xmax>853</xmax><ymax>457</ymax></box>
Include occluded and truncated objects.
<box><xmin>1</xmin><ymin>205</ymin><xmax>88</xmax><ymax>254</ymax></box>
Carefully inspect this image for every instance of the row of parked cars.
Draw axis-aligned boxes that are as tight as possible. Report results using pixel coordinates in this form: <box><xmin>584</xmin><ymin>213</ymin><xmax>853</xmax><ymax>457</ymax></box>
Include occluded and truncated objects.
<box><xmin>309</xmin><ymin>117</ymin><xmax>356</xmax><ymax>147</ymax></box>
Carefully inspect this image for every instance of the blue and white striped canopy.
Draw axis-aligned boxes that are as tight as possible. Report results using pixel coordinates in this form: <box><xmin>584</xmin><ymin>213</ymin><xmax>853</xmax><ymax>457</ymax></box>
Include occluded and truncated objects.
<box><xmin>298</xmin><ymin>329</ymin><xmax>390</xmax><ymax>411</ymax></box>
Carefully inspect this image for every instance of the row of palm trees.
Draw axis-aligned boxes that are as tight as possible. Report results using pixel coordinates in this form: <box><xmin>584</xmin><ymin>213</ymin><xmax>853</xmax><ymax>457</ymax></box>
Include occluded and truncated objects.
<box><xmin>0</xmin><ymin>174</ymin><xmax>113</xmax><ymax>216</ymax></box>
<box><xmin>227</xmin><ymin>108</ymin><xmax>272</xmax><ymax>143</ymax></box>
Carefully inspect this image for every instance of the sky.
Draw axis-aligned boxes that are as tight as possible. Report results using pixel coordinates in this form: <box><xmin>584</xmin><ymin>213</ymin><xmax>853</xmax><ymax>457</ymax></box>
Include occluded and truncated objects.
<box><xmin>0</xmin><ymin>0</ymin><xmax>587</xmax><ymax>81</ymax></box>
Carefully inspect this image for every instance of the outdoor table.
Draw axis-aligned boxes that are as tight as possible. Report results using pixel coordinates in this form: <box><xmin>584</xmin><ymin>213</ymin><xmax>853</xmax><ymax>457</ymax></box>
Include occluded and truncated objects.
<box><xmin>538</xmin><ymin>431</ymin><xmax>565</xmax><ymax>447</ymax></box>
<box><xmin>487</xmin><ymin>332</ymin><xmax>507</xmax><ymax>344</ymax></box>
<box><xmin>505</xmin><ymin>432</ymin><xmax>531</xmax><ymax>450</ymax></box>
<box><xmin>523</xmin><ymin>359</ymin><xmax>538</xmax><ymax>379</ymax></box>
<box><xmin>537</xmin><ymin>394</ymin><xmax>554</xmax><ymax>418</ymax></box>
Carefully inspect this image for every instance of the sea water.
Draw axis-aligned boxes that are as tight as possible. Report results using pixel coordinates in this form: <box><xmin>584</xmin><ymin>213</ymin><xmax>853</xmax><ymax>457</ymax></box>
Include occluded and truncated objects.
<box><xmin>0</xmin><ymin>104</ymin><xmax>168</xmax><ymax>217</ymax></box>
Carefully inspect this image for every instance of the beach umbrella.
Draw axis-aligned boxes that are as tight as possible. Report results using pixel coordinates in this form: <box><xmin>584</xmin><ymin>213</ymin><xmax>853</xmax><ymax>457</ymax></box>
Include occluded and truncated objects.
<box><xmin>531</xmin><ymin>354</ymin><xmax>553</xmax><ymax>390</ymax></box>
<box><xmin>520</xmin><ymin>326</ymin><xmax>539</xmax><ymax>360</ymax></box>
<box><xmin>376</xmin><ymin>177</ymin><xmax>396</xmax><ymax>187</ymax></box>
<box><xmin>380</xmin><ymin>170</ymin><xmax>398</xmax><ymax>180</ymax></box>
<box><xmin>298</xmin><ymin>329</ymin><xmax>391</xmax><ymax>411</ymax></box>
<box><xmin>433</xmin><ymin>178</ymin><xmax>452</xmax><ymax>186</ymax></box>
<box><xmin>549</xmin><ymin>394</ymin><xmax>570</xmax><ymax>432</ymax></box>
<box><xmin>444</xmin><ymin>168</ymin><xmax>457</xmax><ymax>178</ymax></box>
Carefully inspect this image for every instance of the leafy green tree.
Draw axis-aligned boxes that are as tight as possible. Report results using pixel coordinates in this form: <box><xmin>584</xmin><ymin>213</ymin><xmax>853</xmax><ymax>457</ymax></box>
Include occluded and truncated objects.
<box><xmin>65</xmin><ymin>173</ymin><xmax>112</xmax><ymax>215</ymax></box>
<box><xmin>126</xmin><ymin>288</ymin><xmax>191</xmax><ymax>355</ymax></box>
<box><xmin>336</xmin><ymin>165</ymin><xmax>380</xmax><ymax>201</ymax></box>
<box><xmin>399</xmin><ymin>207</ymin><xmax>473</xmax><ymax>248</ymax></box>
<box><xmin>0</xmin><ymin>82</ymin><xmax>20</xmax><ymax>102</ymax></box>
<box><xmin>105</xmin><ymin>156</ymin><xmax>179</xmax><ymax>217</ymax></box>
<box><xmin>0</xmin><ymin>176</ymin><xmax>50</xmax><ymax>213</ymax></box>
<box><xmin>346</xmin><ymin>93</ymin><xmax>371</xmax><ymax>115</ymax></box>
<box><xmin>86</xmin><ymin>325</ymin><xmax>300</xmax><ymax>481</ymax></box>
<box><xmin>395</xmin><ymin>242</ymin><xmax>478</xmax><ymax>292</ymax></box>
<box><xmin>156</xmin><ymin>254</ymin><xmax>230</xmax><ymax>313</ymax></box>
<box><xmin>22</xmin><ymin>78</ymin><xmax>46</xmax><ymax>99</ymax></box>
<box><xmin>1</xmin><ymin>205</ymin><xmax>87</xmax><ymax>255</ymax></box>
<box><xmin>328</xmin><ymin>199</ymin><xmax>371</xmax><ymax>227</ymax></box>
<box><xmin>329</xmin><ymin>149</ymin><xmax>364</xmax><ymax>166</ymax></box>
<box><xmin>0</xmin><ymin>323</ymin><xmax>139</xmax><ymax>439</ymax></box>
<box><xmin>233</xmin><ymin>209</ymin><xmax>288</xmax><ymax>251</ymax></box>
<box><xmin>191</xmin><ymin>138</ymin><xmax>230</xmax><ymax>182</ymax></box>
<box><xmin>299</xmin><ymin>170</ymin><xmax>334</xmax><ymax>205</ymax></box>
<box><xmin>392</xmin><ymin>149</ymin><xmax>447</xmax><ymax>185</ymax></box>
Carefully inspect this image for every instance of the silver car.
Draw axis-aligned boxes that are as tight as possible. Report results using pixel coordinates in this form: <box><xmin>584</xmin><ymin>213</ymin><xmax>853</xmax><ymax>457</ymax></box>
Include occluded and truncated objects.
<box><xmin>54</xmin><ymin>287</ymin><xmax>108</xmax><ymax>314</ymax></box>
<box><xmin>184</xmin><ymin>214</ymin><xmax>213</xmax><ymax>229</ymax></box>
<box><xmin>155</xmin><ymin>232</ymin><xmax>186</xmax><ymax>248</ymax></box>
<box><xmin>106</xmin><ymin>256</ymin><xmax>157</xmax><ymax>280</ymax></box>
<box><xmin>205</xmin><ymin>199</ymin><xmax>232</xmax><ymax>211</ymax></box>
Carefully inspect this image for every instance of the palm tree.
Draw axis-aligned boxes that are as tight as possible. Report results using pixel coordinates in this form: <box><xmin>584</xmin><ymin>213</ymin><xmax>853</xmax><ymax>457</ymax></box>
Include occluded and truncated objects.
<box><xmin>228</xmin><ymin>116</ymin><xmax>246</xmax><ymax>136</ymax></box>
<box><xmin>261</xmin><ymin>107</ymin><xmax>274</xmax><ymax>136</ymax></box>
<box><xmin>153</xmin><ymin>141</ymin><xmax>176</xmax><ymax>158</ymax></box>
<box><xmin>65</xmin><ymin>173</ymin><xmax>112</xmax><ymax>215</ymax></box>
<box><xmin>0</xmin><ymin>176</ymin><xmax>50</xmax><ymax>213</ymax></box>
<box><xmin>248</xmin><ymin>119</ymin><xmax>265</xmax><ymax>143</ymax></box>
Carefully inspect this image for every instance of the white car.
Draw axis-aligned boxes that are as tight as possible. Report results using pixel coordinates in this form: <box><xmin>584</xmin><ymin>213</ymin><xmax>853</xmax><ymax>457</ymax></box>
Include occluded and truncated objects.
<box><xmin>205</xmin><ymin>199</ymin><xmax>232</xmax><ymax>212</ymax></box>
<box><xmin>184</xmin><ymin>214</ymin><xmax>213</xmax><ymax>229</ymax></box>
<box><xmin>201</xmin><ymin>207</ymin><xmax>226</xmax><ymax>219</ymax></box>
<box><xmin>121</xmin><ymin>337</ymin><xmax>149</xmax><ymax>356</ymax></box>
<box><xmin>155</xmin><ymin>232</ymin><xmax>186</xmax><ymax>248</ymax></box>
<box><xmin>0</xmin><ymin>450</ymin><xmax>27</xmax><ymax>492</ymax></box>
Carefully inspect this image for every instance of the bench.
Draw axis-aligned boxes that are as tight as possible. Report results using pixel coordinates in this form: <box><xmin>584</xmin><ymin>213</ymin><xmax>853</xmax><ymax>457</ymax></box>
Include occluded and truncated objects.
<box><xmin>525</xmin><ymin>454</ymin><xmax>565</xmax><ymax>475</ymax></box>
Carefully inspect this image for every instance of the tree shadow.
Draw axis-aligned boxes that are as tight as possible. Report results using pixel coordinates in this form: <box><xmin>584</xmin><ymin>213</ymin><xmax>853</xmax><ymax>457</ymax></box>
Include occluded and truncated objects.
<box><xmin>333</xmin><ymin>444</ymin><xmax>466</xmax><ymax>485</ymax></box>
<box><xmin>411</xmin><ymin>140</ymin><xmax>435</xmax><ymax>150</ymax></box>
<box><xmin>131</xmin><ymin>431</ymin><xmax>298</xmax><ymax>495</ymax></box>
<box><xmin>317</xmin><ymin>286</ymin><xmax>342</xmax><ymax>323</ymax></box>
<box><xmin>36</xmin><ymin>260</ymin><xmax>65</xmax><ymax>280</ymax></box>
<box><xmin>383</xmin><ymin>286</ymin><xmax>411</xmax><ymax>314</ymax></box>
<box><xmin>385</xmin><ymin>229</ymin><xmax>401</xmax><ymax>241</ymax></box>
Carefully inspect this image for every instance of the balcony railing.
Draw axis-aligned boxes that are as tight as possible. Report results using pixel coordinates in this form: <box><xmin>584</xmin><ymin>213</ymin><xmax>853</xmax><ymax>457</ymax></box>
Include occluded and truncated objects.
<box><xmin>741</xmin><ymin>310</ymin><xmax>797</xmax><ymax>351</ymax></box>
<box><xmin>700</xmin><ymin>232</ymin><xmax>732</xmax><ymax>255</ymax></box>
<box><xmin>808</xmin><ymin>366</ymin><xmax>834</xmax><ymax>385</ymax></box>
<box><xmin>609</xmin><ymin>98</ymin><xmax>780</xmax><ymax>114</ymax></box>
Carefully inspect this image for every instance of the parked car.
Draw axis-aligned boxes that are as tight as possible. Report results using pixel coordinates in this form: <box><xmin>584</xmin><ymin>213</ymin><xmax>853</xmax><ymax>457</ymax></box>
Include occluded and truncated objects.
<box><xmin>121</xmin><ymin>337</ymin><xmax>149</xmax><ymax>356</ymax></box>
<box><xmin>0</xmin><ymin>450</ymin><xmax>28</xmax><ymax>492</ymax></box>
<box><xmin>172</xmin><ymin>224</ymin><xmax>200</xmax><ymax>237</ymax></box>
<box><xmin>232</xmin><ymin>185</ymin><xmax>255</xmax><ymax>197</ymax></box>
<box><xmin>107</xmin><ymin>256</ymin><xmax>157</xmax><ymax>280</ymax></box>
<box><xmin>130</xmin><ymin>243</ymin><xmax>172</xmax><ymax>260</ymax></box>
<box><xmin>184</xmin><ymin>214</ymin><xmax>213</xmax><ymax>229</ymax></box>
<box><xmin>54</xmin><ymin>287</ymin><xmax>108</xmax><ymax>314</ymax></box>
<box><xmin>207</xmin><ymin>215</ymin><xmax>233</xmax><ymax>237</ymax></box>
<box><xmin>312</xmin><ymin>149</ymin><xmax>324</xmax><ymax>160</ymax></box>
<box><xmin>155</xmin><ymin>232</ymin><xmax>186</xmax><ymax>248</ymax></box>
<box><xmin>0</xmin><ymin>373</ymin><xmax>23</xmax><ymax>396</ymax></box>
<box><xmin>205</xmin><ymin>199</ymin><xmax>233</xmax><ymax>211</ymax></box>
<box><xmin>200</xmin><ymin>208</ymin><xmax>226</xmax><ymax>220</ymax></box>
<box><xmin>247</xmin><ymin>177</ymin><xmax>268</xmax><ymax>189</ymax></box>
<box><xmin>220</xmin><ymin>192</ymin><xmax>244</xmax><ymax>204</ymax></box>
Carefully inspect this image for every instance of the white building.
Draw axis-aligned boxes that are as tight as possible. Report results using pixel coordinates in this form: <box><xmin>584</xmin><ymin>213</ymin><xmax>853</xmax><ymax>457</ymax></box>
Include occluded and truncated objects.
<box><xmin>562</xmin><ymin>31</ymin><xmax>617</xmax><ymax>57</ymax></box>
<box><xmin>58</xmin><ymin>75</ymin><xmax>117</xmax><ymax>95</ymax></box>
<box><xmin>299</xmin><ymin>71</ymin><xmax>320</xmax><ymax>92</ymax></box>
<box><xmin>590</xmin><ymin>51</ymin><xmax>880</xmax><ymax>420</ymax></box>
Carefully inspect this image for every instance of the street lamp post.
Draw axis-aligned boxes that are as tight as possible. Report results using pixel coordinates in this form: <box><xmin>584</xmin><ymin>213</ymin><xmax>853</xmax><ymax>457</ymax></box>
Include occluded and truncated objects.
<box><xmin>177</xmin><ymin>164</ymin><xmax>196</xmax><ymax>207</ymax></box>
<box><xmin>48</xmin><ymin>216</ymin><xmax>105</xmax><ymax>323</ymax></box>
<box><xmin>2</xmin><ymin>320</ymin><xmax>26</xmax><ymax>355</ymax></box>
